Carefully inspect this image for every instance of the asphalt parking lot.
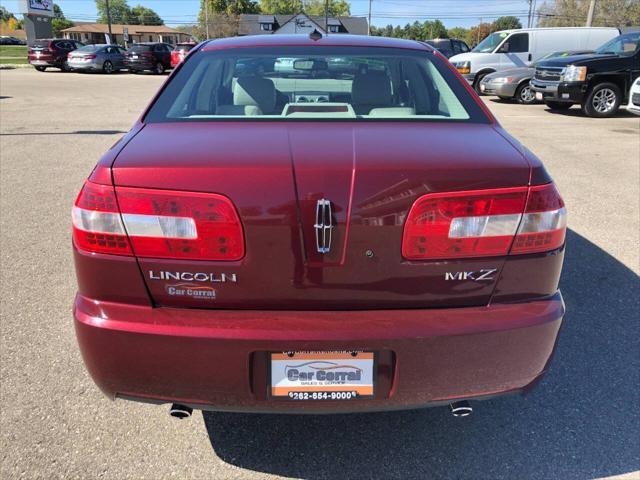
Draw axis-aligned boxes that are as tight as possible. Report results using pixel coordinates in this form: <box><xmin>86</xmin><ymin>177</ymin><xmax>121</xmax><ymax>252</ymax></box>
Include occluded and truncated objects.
<box><xmin>1</xmin><ymin>68</ymin><xmax>638</xmax><ymax>480</ymax></box>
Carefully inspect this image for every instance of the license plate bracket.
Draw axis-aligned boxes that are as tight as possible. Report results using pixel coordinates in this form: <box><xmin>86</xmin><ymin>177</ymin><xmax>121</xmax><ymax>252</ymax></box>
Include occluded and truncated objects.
<box><xmin>269</xmin><ymin>351</ymin><xmax>375</xmax><ymax>400</ymax></box>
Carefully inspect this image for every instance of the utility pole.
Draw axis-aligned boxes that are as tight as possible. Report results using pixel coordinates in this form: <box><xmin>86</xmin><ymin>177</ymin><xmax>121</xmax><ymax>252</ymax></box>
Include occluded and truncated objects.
<box><xmin>586</xmin><ymin>0</ymin><xmax>596</xmax><ymax>26</ymax></box>
<box><xmin>205</xmin><ymin>0</ymin><xmax>210</xmax><ymax>39</ymax></box>
<box><xmin>368</xmin><ymin>0</ymin><xmax>372</xmax><ymax>35</ymax></box>
<box><xmin>325</xmin><ymin>0</ymin><xmax>329</xmax><ymax>35</ymax></box>
<box><xmin>527</xmin><ymin>0</ymin><xmax>533</xmax><ymax>28</ymax></box>
<box><xmin>104</xmin><ymin>0</ymin><xmax>113</xmax><ymax>44</ymax></box>
<box><xmin>477</xmin><ymin>17</ymin><xmax>482</xmax><ymax>45</ymax></box>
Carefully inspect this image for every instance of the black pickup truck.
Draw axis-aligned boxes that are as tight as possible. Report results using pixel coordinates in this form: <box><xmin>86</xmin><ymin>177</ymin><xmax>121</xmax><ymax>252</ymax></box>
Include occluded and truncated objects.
<box><xmin>531</xmin><ymin>30</ymin><xmax>640</xmax><ymax>117</ymax></box>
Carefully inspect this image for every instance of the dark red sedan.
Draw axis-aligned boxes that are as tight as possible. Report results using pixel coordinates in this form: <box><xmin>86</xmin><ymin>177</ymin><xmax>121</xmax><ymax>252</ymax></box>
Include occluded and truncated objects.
<box><xmin>72</xmin><ymin>34</ymin><xmax>566</xmax><ymax>418</ymax></box>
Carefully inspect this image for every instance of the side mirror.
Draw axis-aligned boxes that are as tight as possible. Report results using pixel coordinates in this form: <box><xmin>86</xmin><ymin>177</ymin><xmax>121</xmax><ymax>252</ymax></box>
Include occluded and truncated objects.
<box><xmin>498</xmin><ymin>42</ymin><xmax>510</xmax><ymax>53</ymax></box>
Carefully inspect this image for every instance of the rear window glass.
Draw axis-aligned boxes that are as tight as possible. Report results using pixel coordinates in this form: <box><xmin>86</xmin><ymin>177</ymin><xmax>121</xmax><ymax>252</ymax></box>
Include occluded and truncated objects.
<box><xmin>76</xmin><ymin>45</ymin><xmax>102</xmax><ymax>53</ymax></box>
<box><xmin>129</xmin><ymin>44</ymin><xmax>152</xmax><ymax>52</ymax></box>
<box><xmin>32</xmin><ymin>40</ymin><xmax>50</xmax><ymax>48</ymax></box>
<box><xmin>174</xmin><ymin>43</ymin><xmax>195</xmax><ymax>52</ymax></box>
<box><xmin>146</xmin><ymin>46</ymin><xmax>487</xmax><ymax>122</ymax></box>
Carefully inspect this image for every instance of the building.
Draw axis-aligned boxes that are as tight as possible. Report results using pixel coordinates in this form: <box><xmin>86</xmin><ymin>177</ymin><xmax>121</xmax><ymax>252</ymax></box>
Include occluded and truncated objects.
<box><xmin>238</xmin><ymin>14</ymin><xmax>368</xmax><ymax>36</ymax></box>
<box><xmin>61</xmin><ymin>23</ymin><xmax>191</xmax><ymax>45</ymax></box>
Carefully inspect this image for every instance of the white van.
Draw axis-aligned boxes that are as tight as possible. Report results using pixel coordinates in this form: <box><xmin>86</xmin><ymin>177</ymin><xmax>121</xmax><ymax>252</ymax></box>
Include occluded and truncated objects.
<box><xmin>449</xmin><ymin>27</ymin><xmax>619</xmax><ymax>91</ymax></box>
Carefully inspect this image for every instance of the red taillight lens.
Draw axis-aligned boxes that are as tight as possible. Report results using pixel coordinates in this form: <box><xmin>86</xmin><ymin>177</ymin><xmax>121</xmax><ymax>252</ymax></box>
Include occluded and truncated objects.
<box><xmin>402</xmin><ymin>184</ymin><xmax>566</xmax><ymax>260</ymax></box>
<box><xmin>72</xmin><ymin>182</ymin><xmax>133</xmax><ymax>256</ymax></box>
<box><xmin>72</xmin><ymin>182</ymin><xmax>245</xmax><ymax>261</ymax></box>
<box><xmin>116</xmin><ymin>187</ymin><xmax>245</xmax><ymax>261</ymax></box>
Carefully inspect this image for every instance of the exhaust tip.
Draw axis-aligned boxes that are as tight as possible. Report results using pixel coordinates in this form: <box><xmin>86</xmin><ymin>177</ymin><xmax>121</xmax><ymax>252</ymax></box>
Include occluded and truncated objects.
<box><xmin>169</xmin><ymin>404</ymin><xmax>193</xmax><ymax>419</ymax></box>
<box><xmin>449</xmin><ymin>400</ymin><xmax>473</xmax><ymax>417</ymax></box>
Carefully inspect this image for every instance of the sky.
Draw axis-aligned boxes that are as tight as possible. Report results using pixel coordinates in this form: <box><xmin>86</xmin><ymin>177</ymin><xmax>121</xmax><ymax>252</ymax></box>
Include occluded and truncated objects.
<box><xmin>1</xmin><ymin>0</ymin><xmax>535</xmax><ymax>28</ymax></box>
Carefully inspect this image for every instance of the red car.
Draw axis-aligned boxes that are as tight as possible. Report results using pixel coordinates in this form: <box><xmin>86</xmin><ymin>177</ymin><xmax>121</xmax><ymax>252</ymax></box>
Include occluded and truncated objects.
<box><xmin>72</xmin><ymin>34</ymin><xmax>566</xmax><ymax>418</ymax></box>
<box><xmin>28</xmin><ymin>38</ymin><xmax>84</xmax><ymax>72</ymax></box>
<box><xmin>170</xmin><ymin>42</ymin><xmax>197</xmax><ymax>67</ymax></box>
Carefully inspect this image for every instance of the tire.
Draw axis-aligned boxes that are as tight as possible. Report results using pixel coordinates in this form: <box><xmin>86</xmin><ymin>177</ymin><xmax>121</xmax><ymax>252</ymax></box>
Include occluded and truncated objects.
<box><xmin>473</xmin><ymin>73</ymin><xmax>489</xmax><ymax>93</ymax></box>
<box><xmin>581</xmin><ymin>82</ymin><xmax>622</xmax><ymax>118</ymax></box>
<box><xmin>34</xmin><ymin>66</ymin><xmax>46</xmax><ymax>72</ymax></box>
<box><xmin>515</xmin><ymin>82</ymin><xmax>536</xmax><ymax>105</ymax></box>
<box><xmin>545</xmin><ymin>101</ymin><xmax>572</xmax><ymax>111</ymax></box>
<box><xmin>60</xmin><ymin>60</ymin><xmax>71</xmax><ymax>72</ymax></box>
<box><xmin>102</xmin><ymin>60</ymin><xmax>114</xmax><ymax>74</ymax></box>
<box><xmin>154</xmin><ymin>62</ymin><xmax>165</xmax><ymax>75</ymax></box>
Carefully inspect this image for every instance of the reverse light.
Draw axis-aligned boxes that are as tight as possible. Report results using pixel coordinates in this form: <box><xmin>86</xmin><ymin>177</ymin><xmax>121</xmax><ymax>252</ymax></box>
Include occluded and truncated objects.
<box><xmin>72</xmin><ymin>181</ymin><xmax>245</xmax><ymax>261</ymax></box>
<box><xmin>562</xmin><ymin>65</ymin><xmax>587</xmax><ymax>82</ymax></box>
<box><xmin>402</xmin><ymin>184</ymin><xmax>566</xmax><ymax>260</ymax></box>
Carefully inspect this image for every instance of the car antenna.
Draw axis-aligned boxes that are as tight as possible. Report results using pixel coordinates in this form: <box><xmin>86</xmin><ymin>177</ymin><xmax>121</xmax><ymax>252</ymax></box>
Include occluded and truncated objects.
<box><xmin>309</xmin><ymin>29</ymin><xmax>323</xmax><ymax>41</ymax></box>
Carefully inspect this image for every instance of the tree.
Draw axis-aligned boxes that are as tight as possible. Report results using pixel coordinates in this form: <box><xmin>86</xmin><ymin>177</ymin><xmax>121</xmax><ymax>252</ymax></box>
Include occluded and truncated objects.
<box><xmin>96</xmin><ymin>0</ymin><xmax>132</xmax><ymax>24</ymax></box>
<box><xmin>259</xmin><ymin>0</ymin><xmax>350</xmax><ymax>15</ymax></box>
<box><xmin>0</xmin><ymin>6</ymin><xmax>16</xmax><ymax>22</ymax></box>
<box><xmin>52</xmin><ymin>4</ymin><xmax>74</xmax><ymax>37</ymax></box>
<box><xmin>447</xmin><ymin>26</ymin><xmax>469</xmax><ymax>41</ymax></box>
<box><xmin>465</xmin><ymin>22</ymin><xmax>496</xmax><ymax>48</ymax></box>
<box><xmin>493</xmin><ymin>16</ymin><xmax>522</xmax><ymax>31</ymax></box>
<box><xmin>423</xmin><ymin>19</ymin><xmax>447</xmax><ymax>39</ymax></box>
<box><xmin>537</xmin><ymin>0</ymin><xmax>640</xmax><ymax>28</ymax></box>
<box><xmin>130</xmin><ymin>5</ymin><xmax>164</xmax><ymax>25</ymax></box>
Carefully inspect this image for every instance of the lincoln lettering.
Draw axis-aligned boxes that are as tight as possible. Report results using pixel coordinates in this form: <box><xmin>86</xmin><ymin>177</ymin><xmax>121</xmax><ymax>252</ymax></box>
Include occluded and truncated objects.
<box><xmin>149</xmin><ymin>271</ymin><xmax>237</xmax><ymax>283</ymax></box>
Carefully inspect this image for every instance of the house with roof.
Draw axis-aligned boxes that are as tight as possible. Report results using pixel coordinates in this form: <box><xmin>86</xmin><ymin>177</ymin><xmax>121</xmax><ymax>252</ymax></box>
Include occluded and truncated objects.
<box><xmin>238</xmin><ymin>13</ymin><xmax>368</xmax><ymax>36</ymax></box>
<box><xmin>61</xmin><ymin>23</ymin><xmax>191</xmax><ymax>46</ymax></box>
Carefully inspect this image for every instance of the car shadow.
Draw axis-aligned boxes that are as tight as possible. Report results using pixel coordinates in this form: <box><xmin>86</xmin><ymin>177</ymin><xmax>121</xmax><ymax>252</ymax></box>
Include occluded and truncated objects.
<box><xmin>0</xmin><ymin>130</ymin><xmax>126</xmax><ymax>136</ymax></box>
<box><xmin>544</xmin><ymin>106</ymin><xmax>635</xmax><ymax>118</ymax></box>
<box><xmin>202</xmin><ymin>229</ymin><xmax>639</xmax><ymax>480</ymax></box>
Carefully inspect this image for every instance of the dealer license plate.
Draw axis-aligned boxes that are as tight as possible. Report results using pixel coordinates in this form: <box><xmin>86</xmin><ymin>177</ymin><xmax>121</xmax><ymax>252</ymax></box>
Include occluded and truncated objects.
<box><xmin>270</xmin><ymin>351</ymin><xmax>375</xmax><ymax>400</ymax></box>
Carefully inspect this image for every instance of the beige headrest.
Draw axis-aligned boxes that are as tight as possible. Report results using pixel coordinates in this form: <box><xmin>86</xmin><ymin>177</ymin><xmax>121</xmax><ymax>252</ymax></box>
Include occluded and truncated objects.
<box><xmin>352</xmin><ymin>71</ymin><xmax>393</xmax><ymax>106</ymax></box>
<box><xmin>234</xmin><ymin>76</ymin><xmax>276</xmax><ymax>113</ymax></box>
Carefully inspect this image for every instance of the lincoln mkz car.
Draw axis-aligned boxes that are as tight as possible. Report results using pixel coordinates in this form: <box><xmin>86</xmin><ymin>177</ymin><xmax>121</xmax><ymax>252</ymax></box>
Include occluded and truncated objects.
<box><xmin>72</xmin><ymin>34</ymin><xmax>567</xmax><ymax>418</ymax></box>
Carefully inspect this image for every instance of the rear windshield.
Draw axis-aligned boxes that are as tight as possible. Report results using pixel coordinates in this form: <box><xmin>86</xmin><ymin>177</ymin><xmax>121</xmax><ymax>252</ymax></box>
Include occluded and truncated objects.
<box><xmin>174</xmin><ymin>43</ymin><xmax>195</xmax><ymax>52</ymax></box>
<box><xmin>146</xmin><ymin>46</ymin><xmax>488</xmax><ymax>122</ymax></box>
<box><xmin>32</xmin><ymin>40</ymin><xmax>50</xmax><ymax>48</ymax></box>
<box><xmin>76</xmin><ymin>45</ymin><xmax>102</xmax><ymax>53</ymax></box>
<box><xmin>129</xmin><ymin>44</ymin><xmax>152</xmax><ymax>52</ymax></box>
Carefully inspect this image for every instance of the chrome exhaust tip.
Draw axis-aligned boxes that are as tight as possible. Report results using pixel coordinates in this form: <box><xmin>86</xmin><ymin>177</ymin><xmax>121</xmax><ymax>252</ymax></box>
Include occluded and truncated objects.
<box><xmin>449</xmin><ymin>400</ymin><xmax>473</xmax><ymax>417</ymax></box>
<box><xmin>169</xmin><ymin>404</ymin><xmax>193</xmax><ymax>419</ymax></box>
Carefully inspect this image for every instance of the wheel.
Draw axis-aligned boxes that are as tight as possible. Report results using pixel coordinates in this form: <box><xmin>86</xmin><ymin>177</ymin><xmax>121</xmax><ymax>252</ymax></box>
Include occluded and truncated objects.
<box><xmin>34</xmin><ymin>66</ymin><xmax>46</xmax><ymax>72</ymax></box>
<box><xmin>545</xmin><ymin>101</ymin><xmax>572</xmax><ymax>111</ymax></box>
<box><xmin>154</xmin><ymin>62</ymin><xmax>165</xmax><ymax>75</ymax></box>
<box><xmin>60</xmin><ymin>60</ymin><xmax>71</xmax><ymax>72</ymax></box>
<box><xmin>515</xmin><ymin>82</ymin><xmax>536</xmax><ymax>105</ymax></box>
<box><xmin>473</xmin><ymin>73</ymin><xmax>489</xmax><ymax>93</ymax></box>
<box><xmin>102</xmin><ymin>60</ymin><xmax>114</xmax><ymax>74</ymax></box>
<box><xmin>581</xmin><ymin>82</ymin><xmax>622</xmax><ymax>118</ymax></box>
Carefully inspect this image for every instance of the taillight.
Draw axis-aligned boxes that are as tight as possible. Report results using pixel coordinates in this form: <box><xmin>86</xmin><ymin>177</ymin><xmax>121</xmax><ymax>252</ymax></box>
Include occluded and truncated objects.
<box><xmin>72</xmin><ymin>181</ymin><xmax>132</xmax><ymax>256</ymax></box>
<box><xmin>72</xmin><ymin>181</ymin><xmax>244</xmax><ymax>261</ymax></box>
<box><xmin>512</xmin><ymin>183</ymin><xmax>566</xmax><ymax>254</ymax></box>
<box><xmin>402</xmin><ymin>184</ymin><xmax>566</xmax><ymax>260</ymax></box>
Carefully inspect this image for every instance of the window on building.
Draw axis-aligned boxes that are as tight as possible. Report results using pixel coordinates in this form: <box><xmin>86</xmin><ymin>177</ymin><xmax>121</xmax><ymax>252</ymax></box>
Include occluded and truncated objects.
<box><xmin>149</xmin><ymin>35</ymin><xmax>153</xmax><ymax>42</ymax></box>
<box><xmin>329</xmin><ymin>25</ymin><xmax>339</xmax><ymax>33</ymax></box>
<box><xmin>260</xmin><ymin>23</ymin><xmax>273</xmax><ymax>31</ymax></box>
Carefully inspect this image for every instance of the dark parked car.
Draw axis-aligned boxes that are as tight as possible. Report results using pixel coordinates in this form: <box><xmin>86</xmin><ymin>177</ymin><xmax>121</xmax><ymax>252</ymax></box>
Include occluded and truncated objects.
<box><xmin>72</xmin><ymin>34</ymin><xmax>567</xmax><ymax>418</ymax></box>
<box><xmin>480</xmin><ymin>50</ymin><xmax>594</xmax><ymax>104</ymax></box>
<box><xmin>531</xmin><ymin>30</ymin><xmax>640</xmax><ymax>117</ymax></box>
<box><xmin>124</xmin><ymin>42</ymin><xmax>172</xmax><ymax>74</ymax></box>
<box><xmin>28</xmin><ymin>39</ymin><xmax>84</xmax><ymax>72</ymax></box>
<box><xmin>0</xmin><ymin>36</ymin><xmax>26</xmax><ymax>45</ymax></box>
<box><xmin>424</xmin><ymin>38</ymin><xmax>470</xmax><ymax>58</ymax></box>
<box><xmin>68</xmin><ymin>44</ymin><xmax>126</xmax><ymax>73</ymax></box>
<box><xmin>170</xmin><ymin>42</ymin><xmax>196</xmax><ymax>67</ymax></box>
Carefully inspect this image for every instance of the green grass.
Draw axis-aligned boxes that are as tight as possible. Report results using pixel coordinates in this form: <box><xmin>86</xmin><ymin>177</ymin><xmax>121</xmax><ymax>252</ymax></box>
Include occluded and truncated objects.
<box><xmin>0</xmin><ymin>57</ymin><xmax>28</xmax><ymax>64</ymax></box>
<box><xmin>0</xmin><ymin>45</ymin><xmax>28</xmax><ymax>57</ymax></box>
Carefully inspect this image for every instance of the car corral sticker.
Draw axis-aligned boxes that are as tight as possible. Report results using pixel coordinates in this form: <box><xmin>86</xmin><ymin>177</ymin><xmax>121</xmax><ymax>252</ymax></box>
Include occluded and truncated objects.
<box><xmin>270</xmin><ymin>351</ymin><xmax>375</xmax><ymax>400</ymax></box>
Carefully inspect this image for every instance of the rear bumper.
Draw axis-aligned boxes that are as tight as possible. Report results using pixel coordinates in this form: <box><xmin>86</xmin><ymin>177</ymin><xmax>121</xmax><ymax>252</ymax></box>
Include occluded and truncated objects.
<box><xmin>74</xmin><ymin>292</ymin><xmax>564</xmax><ymax>413</ymax></box>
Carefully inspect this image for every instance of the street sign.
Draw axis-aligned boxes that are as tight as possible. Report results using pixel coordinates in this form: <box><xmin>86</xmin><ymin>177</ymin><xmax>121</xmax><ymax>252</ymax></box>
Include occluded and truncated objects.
<box><xmin>123</xmin><ymin>27</ymin><xmax>129</xmax><ymax>42</ymax></box>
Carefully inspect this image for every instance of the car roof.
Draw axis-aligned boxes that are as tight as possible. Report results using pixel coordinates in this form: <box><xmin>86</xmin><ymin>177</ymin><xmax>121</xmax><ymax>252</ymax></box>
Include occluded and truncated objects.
<box><xmin>201</xmin><ymin>34</ymin><xmax>433</xmax><ymax>52</ymax></box>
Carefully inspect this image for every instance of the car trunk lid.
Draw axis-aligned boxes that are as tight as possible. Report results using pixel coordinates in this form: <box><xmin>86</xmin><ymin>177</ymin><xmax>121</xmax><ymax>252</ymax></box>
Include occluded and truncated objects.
<box><xmin>112</xmin><ymin>122</ymin><xmax>530</xmax><ymax>309</ymax></box>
